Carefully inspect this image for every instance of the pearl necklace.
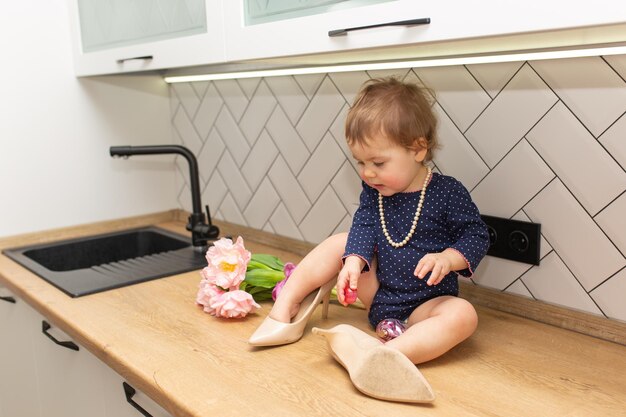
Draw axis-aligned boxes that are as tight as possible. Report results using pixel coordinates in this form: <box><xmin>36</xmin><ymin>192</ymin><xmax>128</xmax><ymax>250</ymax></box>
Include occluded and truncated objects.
<box><xmin>378</xmin><ymin>166</ymin><xmax>432</xmax><ymax>249</ymax></box>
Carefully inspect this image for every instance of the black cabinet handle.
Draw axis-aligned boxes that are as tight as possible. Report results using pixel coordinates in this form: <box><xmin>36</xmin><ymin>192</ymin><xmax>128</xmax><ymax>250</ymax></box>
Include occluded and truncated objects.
<box><xmin>116</xmin><ymin>55</ymin><xmax>153</xmax><ymax>64</ymax></box>
<box><xmin>123</xmin><ymin>382</ymin><xmax>154</xmax><ymax>417</ymax></box>
<box><xmin>0</xmin><ymin>295</ymin><xmax>16</xmax><ymax>303</ymax></box>
<box><xmin>41</xmin><ymin>321</ymin><xmax>79</xmax><ymax>351</ymax></box>
<box><xmin>329</xmin><ymin>17</ymin><xmax>430</xmax><ymax>37</ymax></box>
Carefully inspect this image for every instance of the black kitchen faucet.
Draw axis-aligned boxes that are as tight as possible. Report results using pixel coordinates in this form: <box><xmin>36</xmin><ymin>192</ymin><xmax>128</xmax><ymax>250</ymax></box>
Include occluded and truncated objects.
<box><xmin>110</xmin><ymin>145</ymin><xmax>219</xmax><ymax>250</ymax></box>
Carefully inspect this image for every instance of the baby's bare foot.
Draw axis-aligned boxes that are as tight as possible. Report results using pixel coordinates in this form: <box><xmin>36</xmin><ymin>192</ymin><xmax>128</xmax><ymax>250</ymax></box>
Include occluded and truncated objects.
<box><xmin>268</xmin><ymin>300</ymin><xmax>301</xmax><ymax>323</ymax></box>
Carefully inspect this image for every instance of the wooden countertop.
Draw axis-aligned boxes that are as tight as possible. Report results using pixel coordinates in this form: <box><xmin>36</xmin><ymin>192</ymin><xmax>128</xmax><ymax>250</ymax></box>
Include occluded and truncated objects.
<box><xmin>1</xmin><ymin>211</ymin><xmax>625</xmax><ymax>417</ymax></box>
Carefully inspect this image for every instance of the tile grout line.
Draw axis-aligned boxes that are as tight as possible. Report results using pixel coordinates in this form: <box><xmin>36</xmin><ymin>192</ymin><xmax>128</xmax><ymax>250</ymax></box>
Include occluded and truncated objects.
<box><xmin>524</xmin><ymin>194</ymin><xmax>613</xmax><ymax>319</ymax></box>
<box><xmin>527</xmin><ymin>60</ymin><xmax>623</xmax><ymax>142</ymax></box>
<box><xmin>181</xmin><ymin>82</ymin><xmax>210</xmax><ymax>145</ymax></box>
<box><xmin>237</xmin><ymin>100</ymin><xmax>279</xmax><ymax>177</ymax></box>
<box><xmin>589</xmin><ymin>189</ymin><xmax>626</xmax><ymax>260</ymax></box>
<box><xmin>265</xmin><ymin>174</ymin><xmax>306</xmax><ymax>241</ymax></box>
<box><xmin>602</xmin><ymin>55</ymin><xmax>626</xmax><ymax>84</ymax></box>
<box><xmin>329</xmin><ymin>160</ymin><xmax>360</xmax><ymax>216</ymax></box>
<box><xmin>239</xmin><ymin>148</ymin><xmax>282</xmax><ymax>216</ymax></box>
<box><xmin>545</xmin><ymin>248</ymin><xmax>608</xmax><ymax>318</ymax></box>
<box><xmin>587</xmin><ymin>265</ymin><xmax>626</xmax><ymax>295</ymax></box>
<box><xmin>460</xmin><ymin>62</ymin><xmax>528</xmax><ymax>135</ymax></box>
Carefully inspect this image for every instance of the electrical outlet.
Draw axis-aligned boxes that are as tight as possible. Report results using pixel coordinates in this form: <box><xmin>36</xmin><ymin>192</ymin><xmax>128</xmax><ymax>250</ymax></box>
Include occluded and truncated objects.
<box><xmin>480</xmin><ymin>215</ymin><xmax>541</xmax><ymax>265</ymax></box>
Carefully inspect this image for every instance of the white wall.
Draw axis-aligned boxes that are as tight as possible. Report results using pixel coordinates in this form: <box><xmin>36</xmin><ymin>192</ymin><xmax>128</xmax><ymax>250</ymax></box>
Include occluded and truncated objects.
<box><xmin>0</xmin><ymin>1</ymin><xmax>177</xmax><ymax>237</ymax></box>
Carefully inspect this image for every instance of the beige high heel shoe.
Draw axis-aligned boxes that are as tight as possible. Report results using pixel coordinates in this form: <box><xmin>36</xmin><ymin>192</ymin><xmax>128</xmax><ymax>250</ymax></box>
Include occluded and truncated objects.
<box><xmin>248</xmin><ymin>279</ymin><xmax>336</xmax><ymax>346</ymax></box>
<box><xmin>312</xmin><ymin>324</ymin><xmax>435</xmax><ymax>403</ymax></box>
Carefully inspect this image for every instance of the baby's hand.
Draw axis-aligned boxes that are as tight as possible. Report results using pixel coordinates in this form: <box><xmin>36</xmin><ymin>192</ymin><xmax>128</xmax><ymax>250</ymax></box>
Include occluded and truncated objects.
<box><xmin>414</xmin><ymin>252</ymin><xmax>453</xmax><ymax>286</ymax></box>
<box><xmin>337</xmin><ymin>256</ymin><xmax>364</xmax><ymax>306</ymax></box>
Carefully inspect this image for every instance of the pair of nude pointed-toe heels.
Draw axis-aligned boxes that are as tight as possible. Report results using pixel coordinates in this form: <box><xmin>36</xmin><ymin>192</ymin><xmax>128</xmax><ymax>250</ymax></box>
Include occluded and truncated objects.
<box><xmin>313</xmin><ymin>324</ymin><xmax>435</xmax><ymax>403</ymax></box>
<box><xmin>247</xmin><ymin>279</ymin><xmax>336</xmax><ymax>346</ymax></box>
<box><xmin>247</xmin><ymin>283</ymin><xmax>434</xmax><ymax>403</ymax></box>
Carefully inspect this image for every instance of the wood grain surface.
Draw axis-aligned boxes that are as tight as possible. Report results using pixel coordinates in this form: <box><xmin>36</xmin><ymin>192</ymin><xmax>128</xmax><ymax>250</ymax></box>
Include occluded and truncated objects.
<box><xmin>1</xmin><ymin>211</ymin><xmax>624</xmax><ymax>417</ymax></box>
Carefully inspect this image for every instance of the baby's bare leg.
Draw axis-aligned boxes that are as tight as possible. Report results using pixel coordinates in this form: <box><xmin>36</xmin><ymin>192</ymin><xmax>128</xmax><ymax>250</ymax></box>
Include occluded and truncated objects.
<box><xmin>269</xmin><ymin>233</ymin><xmax>347</xmax><ymax>322</ymax></box>
<box><xmin>270</xmin><ymin>233</ymin><xmax>380</xmax><ymax>322</ymax></box>
<box><xmin>385</xmin><ymin>296</ymin><xmax>478</xmax><ymax>364</ymax></box>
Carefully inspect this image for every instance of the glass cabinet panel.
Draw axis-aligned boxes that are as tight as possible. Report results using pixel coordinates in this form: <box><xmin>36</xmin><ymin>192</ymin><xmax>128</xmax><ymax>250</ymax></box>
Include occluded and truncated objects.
<box><xmin>77</xmin><ymin>0</ymin><xmax>207</xmax><ymax>52</ymax></box>
<box><xmin>244</xmin><ymin>0</ymin><xmax>393</xmax><ymax>25</ymax></box>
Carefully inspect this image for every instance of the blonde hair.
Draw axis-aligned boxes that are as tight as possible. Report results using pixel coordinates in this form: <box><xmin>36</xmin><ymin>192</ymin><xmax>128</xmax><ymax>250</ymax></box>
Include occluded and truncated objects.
<box><xmin>345</xmin><ymin>77</ymin><xmax>439</xmax><ymax>162</ymax></box>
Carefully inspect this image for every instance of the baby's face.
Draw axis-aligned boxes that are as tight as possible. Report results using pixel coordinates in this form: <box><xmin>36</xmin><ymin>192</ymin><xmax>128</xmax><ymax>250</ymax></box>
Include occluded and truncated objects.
<box><xmin>349</xmin><ymin>135</ymin><xmax>428</xmax><ymax>196</ymax></box>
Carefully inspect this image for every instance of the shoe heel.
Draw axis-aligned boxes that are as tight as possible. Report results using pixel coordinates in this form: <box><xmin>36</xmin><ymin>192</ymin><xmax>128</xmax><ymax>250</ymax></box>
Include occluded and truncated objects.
<box><xmin>321</xmin><ymin>290</ymin><xmax>330</xmax><ymax>319</ymax></box>
<box><xmin>248</xmin><ymin>278</ymin><xmax>336</xmax><ymax>347</ymax></box>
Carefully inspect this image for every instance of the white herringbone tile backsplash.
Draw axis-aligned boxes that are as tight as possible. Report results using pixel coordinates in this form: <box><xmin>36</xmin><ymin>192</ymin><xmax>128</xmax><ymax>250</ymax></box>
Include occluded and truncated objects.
<box><xmin>169</xmin><ymin>56</ymin><xmax>626</xmax><ymax>323</ymax></box>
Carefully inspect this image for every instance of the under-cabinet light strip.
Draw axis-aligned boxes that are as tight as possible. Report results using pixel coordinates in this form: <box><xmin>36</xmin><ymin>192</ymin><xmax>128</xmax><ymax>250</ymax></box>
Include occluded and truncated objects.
<box><xmin>163</xmin><ymin>45</ymin><xmax>626</xmax><ymax>83</ymax></box>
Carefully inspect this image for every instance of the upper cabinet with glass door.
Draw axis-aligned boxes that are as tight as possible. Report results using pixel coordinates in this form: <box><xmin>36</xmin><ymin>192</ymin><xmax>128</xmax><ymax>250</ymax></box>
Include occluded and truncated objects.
<box><xmin>223</xmin><ymin>0</ymin><xmax>626</xmax><ymax>63</ymax></box>
<box><xmin>67</xmin><ymin>0</ymin><xmax>225</xmax><ymax>76</ymax></box>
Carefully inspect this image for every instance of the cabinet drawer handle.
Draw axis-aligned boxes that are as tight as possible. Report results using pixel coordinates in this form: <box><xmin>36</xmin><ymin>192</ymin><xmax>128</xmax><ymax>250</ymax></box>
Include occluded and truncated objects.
<box><xmin>41</xmin><ymin>320</ymin><xmax>79</xmax><ymax>351</ymax></box>
<box><xmin>123</xmin><ymin>382</ymin><xmax>154</xmax><ymax>417</ymax></box>
<box><xmin>116</xmin><ymin>55</ymin><xmax>153</xmax><ymax>64</ymax></box>
<box><xmin>329</xmin><ymin>17</ymin><xmax>430</xmax><ymax>37</ymax></box>
<box><xmin>0</xmin><ymin>295</ymin><xmax>16</xmax><ymax>304</ymax></box>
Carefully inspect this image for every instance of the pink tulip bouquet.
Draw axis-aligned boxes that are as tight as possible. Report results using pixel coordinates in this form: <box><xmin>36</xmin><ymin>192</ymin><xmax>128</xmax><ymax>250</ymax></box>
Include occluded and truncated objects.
<box><xmin>196</xmin><ymin>236</ymin><xmax>295</xmax><ymax>319</ymax></box>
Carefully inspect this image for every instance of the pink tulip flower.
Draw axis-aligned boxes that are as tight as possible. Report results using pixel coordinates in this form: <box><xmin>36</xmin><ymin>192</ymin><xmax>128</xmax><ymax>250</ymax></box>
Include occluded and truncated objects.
<box><xmin>211</xmin><ymin>290</ymin><xmax>261</xmax><ymax>319</ymax></box>
<box><xmin>272</xmin><ymin>262</ymin><xmax>297</xmax><ymax>301</ymax></box>
<box><xmin>196</xmin><ymin>278</ymin><xmax>225</xmax><ymax>315</ymax></box>
<box><xmin>203</xmin><ymin>237</ymin><xmax>251</xmax><ymax>290</ymax></box>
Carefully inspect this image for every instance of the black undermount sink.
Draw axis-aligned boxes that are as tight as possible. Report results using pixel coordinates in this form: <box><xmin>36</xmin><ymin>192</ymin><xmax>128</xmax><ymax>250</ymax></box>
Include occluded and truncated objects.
<box><xmin>3</xmin><ymin>227</ymin><xmax>206</xmax><ymax>297</ymax></box>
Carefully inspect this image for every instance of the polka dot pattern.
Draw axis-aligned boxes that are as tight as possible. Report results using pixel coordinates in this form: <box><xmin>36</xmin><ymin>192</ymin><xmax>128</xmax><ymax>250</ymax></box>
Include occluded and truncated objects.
<box><xmin>343</xmin><ymin>173</ymin><xmax>490</xmax><ymax>327</ymax></box>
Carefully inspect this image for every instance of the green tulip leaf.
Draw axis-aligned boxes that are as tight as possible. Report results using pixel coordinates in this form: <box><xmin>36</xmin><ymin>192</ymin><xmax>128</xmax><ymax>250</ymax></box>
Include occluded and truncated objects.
<box><xmin>245</xmin><ymin>268</ymin><xmax>284</xmax><ymax>288</ymax></box>
<box><xmin>246</xmin><ymin>260</ymin><xmax>272</xmax><ymax>271</ymax></box>
<box><xmin>250</xmin><ymin>254</ymin><xmax>284</xmax><ymax>271</ymax></box>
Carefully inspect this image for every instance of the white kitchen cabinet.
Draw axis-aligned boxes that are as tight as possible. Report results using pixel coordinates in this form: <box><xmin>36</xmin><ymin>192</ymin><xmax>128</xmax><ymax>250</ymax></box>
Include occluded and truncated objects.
<box><xmin>0</xmin><ymin>291</ymin><xmax>41</xmax><ymax>417</ymax></box>
<box><xmin>32</xmin><ymin>316</ymin><xmax>107</xmax><ymax>417</ymax></box>
<box><xmin>0</xmin><ymin>292</ymin><xmax>170</xmax><ymax>417</ymax></box>
<box><xmin>67</xmin><ymin>0</ymin><xmax>225</xmax><ymax>76</ymax></box>
<box><xmin>35</xmin><ymin>318</ymin><xmax>172</xmax><ymax>417</ymax></box>
<box><xmin>70</xmin><ymin>0</ymin><xmax>626</xmax><ymax>76</ymax></box>
<box><xmin>101</xmin><ymin>366</ymin><xmax>172</xmax><ymax>417</ymax></box>
<box><xmin>223</xmin><ymin>0</ymin><xmax>626</xmax><ymax>62</ymax></box>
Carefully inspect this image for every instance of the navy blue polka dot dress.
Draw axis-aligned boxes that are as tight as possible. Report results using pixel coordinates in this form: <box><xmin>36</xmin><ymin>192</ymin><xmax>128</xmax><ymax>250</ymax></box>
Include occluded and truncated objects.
<box><xmin>343</xmin><ymin>172</ymin><xmax>490</xmax><ymax>327</ymax></box>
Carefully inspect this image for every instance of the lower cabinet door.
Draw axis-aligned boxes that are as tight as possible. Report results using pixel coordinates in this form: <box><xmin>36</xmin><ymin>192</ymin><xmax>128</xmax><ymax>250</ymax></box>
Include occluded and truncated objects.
<box><xmin>31</xmin><ymin>311</ymin><xmax>107</xmax><ymax>417</ymax></box>
<box><xmin>0</xmin><ymin>293</ymin><xmax>42</xmax><ymax>417</ymax></box>
<box><xmin>101</xmin><ymin>366</ymin><xmax>172</xmax><ymax>417</ymax></box>
<box><xmin>0</xmin><ymin>292</ymin><xmax>172</xmax><ymax>417</ymax></box>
